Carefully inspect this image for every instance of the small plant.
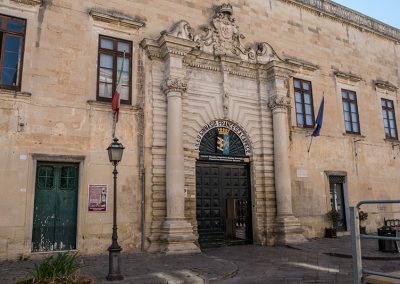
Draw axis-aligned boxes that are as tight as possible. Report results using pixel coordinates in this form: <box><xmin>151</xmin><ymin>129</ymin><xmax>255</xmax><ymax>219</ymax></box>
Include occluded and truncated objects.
<box><xmin>325</xmin><ymin>209</ymin><xmax>340</xmax><ymax>229</ymax></box>
<box><xmin>359</xmin><ymin>210</ymin><xmax>368</xmax><ymax>223</ymax></box>
<box><xmin>31</xmin><ymin>252</ymin><xmax>80</xmax><ymax>282</ymax></box>
<box><xmin>16</xmin><ymin>252</ymin><xmax>93</xmax><ymax>284</ymax></box>
<box><xmin>359</xmin><ymin>210</ymin><xmax>369</xmax><ymax>234</ymax></box>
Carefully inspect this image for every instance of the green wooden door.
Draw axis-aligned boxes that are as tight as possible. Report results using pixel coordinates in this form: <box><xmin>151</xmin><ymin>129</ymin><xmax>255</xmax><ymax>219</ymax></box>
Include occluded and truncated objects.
<box><xmin>32</xmin><ymin>162</ymin><xmax>79</xmax><ymax>252</ymax></box>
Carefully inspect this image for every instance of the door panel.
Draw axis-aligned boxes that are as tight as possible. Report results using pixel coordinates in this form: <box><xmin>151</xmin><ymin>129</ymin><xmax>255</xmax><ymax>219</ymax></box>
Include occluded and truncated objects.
<box><xmin>196</xmin><ymin>162</ymin><xmax>252</xmax><ymax>246</ymax></box>
<box><xmin>32</xmin><ymin>163</ymin><xmax>78</xmax><ymax>252</ymax></box>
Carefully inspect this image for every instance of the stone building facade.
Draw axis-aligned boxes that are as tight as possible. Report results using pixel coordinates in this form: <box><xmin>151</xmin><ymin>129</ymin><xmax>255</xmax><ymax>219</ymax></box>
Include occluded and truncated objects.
<box><xmin>0</xmin><ymin>0</ymin><xmax>399</xmax><ymax>259</ymax></box>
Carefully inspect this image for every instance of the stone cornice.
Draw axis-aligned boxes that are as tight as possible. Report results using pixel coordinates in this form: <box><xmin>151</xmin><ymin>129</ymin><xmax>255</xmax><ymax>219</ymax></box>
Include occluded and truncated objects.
<box><xmin>280</xmin><ymin>0</ymin><xmax>400</xmax><ymax>43</ymax></box>
<box><xmin>334</xmin><ymin>71</ymin><xmax>362</xmax><ymax>83</ymax></box>
<box><xmin>140</xmin><ymin>39</ymin><xmax>161</xmax><ymax>60</ymax></box>
<box><xmin>10</xmin><ymin>0</ymin><xmax>41</xmax><ymax>6</ymax></box>
<box><xmin>158</xmin><ymin>34</ymin><xmax>197</xmax><ymax>59</ymax></box>
<box><xmin>89</xmin><ymin>9</ymin><xmax>146</xmax><ymax>30</ymax></box>
<box><xmin>284</xmin><ymin>57</ymin><xmax>319</xmax><ymax>72</ymax></box>
<box><xmin>374</xmin><ymin>80</ymin><xmax>398</xmax><ymax>92</ymax></box>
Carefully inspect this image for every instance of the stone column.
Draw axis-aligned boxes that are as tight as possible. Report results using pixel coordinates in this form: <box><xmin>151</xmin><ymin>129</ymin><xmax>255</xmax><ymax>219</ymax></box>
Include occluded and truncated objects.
<box><xmin>158</xmin><ymin>34</ymin><xmax>200</xmax><ymax>254</ymax></box>
<box><xmin>267</xmin><ymin>64</ymin><xmax>306</xmax><ymax>244</ymax></box>
<box><xmin>160</xmin><ymin>78</ymin><xmax>199</xmax><ymax>254</ymax></box>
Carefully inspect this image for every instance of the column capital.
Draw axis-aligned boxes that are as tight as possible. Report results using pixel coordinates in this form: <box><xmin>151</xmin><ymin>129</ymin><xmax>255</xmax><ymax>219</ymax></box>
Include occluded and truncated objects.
<box><xmin>268</xmin><ymin>95</ymin><xmax>291</xmax><ymax>111</ymax></box>
<box><xmin>162</xmin><ymin>78</ymin><xmax>187</xmax><ymax>95</ymax></box>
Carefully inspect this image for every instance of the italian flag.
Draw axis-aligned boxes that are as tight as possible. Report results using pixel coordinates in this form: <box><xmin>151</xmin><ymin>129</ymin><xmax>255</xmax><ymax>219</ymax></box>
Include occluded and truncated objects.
<box><xmin>112</xmin><ymin>53</ymin><xmax>125</xmax><ymax>123</ymax></box>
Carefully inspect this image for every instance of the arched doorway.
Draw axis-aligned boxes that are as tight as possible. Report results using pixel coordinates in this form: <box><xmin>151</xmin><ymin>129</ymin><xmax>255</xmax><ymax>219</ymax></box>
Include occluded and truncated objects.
<box><xmin>195</xmin><ymin>120</ymin><xmax>252</xmax><ymax>247</ymax></box>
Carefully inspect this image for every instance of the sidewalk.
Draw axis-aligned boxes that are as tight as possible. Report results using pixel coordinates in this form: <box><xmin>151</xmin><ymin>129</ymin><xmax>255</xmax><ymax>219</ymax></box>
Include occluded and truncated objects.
<box><xmin>2</xmin><ymin>236</ymin><xmax>400</xmax><ymax>284</ymax></box>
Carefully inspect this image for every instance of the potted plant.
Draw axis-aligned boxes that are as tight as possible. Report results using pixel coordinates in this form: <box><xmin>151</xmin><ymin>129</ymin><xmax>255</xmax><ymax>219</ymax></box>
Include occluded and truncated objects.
<box><xmin>359</xmin><ymin>210</ymin><xmax>368</xmax><ymax>234</ymax></box>
<box><xmin>325</xmin><ymin>209</ymin><xmax>340</xmax><ymax>238</ymax></box>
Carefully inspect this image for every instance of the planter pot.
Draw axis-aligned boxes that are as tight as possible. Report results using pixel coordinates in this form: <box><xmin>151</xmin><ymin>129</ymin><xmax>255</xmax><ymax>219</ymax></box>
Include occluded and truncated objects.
<box><xmin>360</xmin><ymin>226</ymin><xmax>367</xmax><ymax>235</ymax></box>
<box><xmin>325</xmin><ymin>228</ymin><xmax>337</xmax><ymax>238</ymax></box>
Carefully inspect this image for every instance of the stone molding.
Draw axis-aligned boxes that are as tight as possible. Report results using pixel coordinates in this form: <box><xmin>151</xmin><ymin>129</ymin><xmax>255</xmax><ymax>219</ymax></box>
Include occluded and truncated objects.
<box><xmin>280</xmin><ymin>0</ymin><xmax>400</xmax><ymax>43</ymax></box>
<box><xmin>0</xmin><ymin>89</ymin><xmax>32</xmax><ymax>100</ymax></box>
<box><xmin>10</xmin><ymin>0</ymin><xmax>41</xmax><ymax>6</ymax></box>
<box><xmin>89</xmin><ymin>9</ymin><xmax>145</xmax><ymax>30</ymax></box>
<box><xmin>374</xmin><ymin>80</ymin><xmax>398</xmax><ymax>93</ymax></box>
<box><xmin>334</xmin><ymin>70</ymin><xmax>362</xmax><ymax>84</ymax></box>
<box><xmin>158</xmin><ymin>34</ymin><xmax>197</xmax><ymax>59</ymax></box>
<box><xmin>161</xmin><ymin>78</ymin><xmax>188</xmax><ymax>95</ymax></box>
<box><xmin>268</xmin><ymin>95</ymin><xmax>291</xmax><ymax>111</ymax></box>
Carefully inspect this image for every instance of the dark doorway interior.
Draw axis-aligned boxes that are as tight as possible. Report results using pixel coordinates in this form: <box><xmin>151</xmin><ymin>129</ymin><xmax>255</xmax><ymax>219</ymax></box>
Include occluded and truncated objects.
<box><xmin>329</xmin><ymin>175</ymin><xmax>347</xmax><ymax>231</ymax></box>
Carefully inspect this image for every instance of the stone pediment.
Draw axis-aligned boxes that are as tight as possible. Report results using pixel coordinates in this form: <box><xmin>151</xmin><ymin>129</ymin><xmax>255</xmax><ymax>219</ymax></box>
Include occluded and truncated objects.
<box><xmin>165</xmin><ymin>3</ymin><xmax>281</xmax><ymax>64</ymax></box>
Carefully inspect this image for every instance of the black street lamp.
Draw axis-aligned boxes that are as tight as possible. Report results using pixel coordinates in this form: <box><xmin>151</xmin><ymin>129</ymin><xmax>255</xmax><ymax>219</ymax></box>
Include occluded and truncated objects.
<box><xmin>106</xmin><ymin>137</ymin><xmax>125</xmax><ymax>281</ymax></box>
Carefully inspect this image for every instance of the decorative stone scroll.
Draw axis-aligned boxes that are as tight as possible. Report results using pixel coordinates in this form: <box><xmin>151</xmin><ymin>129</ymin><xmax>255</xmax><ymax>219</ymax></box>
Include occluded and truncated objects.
<box><xmin>161</xmin><ymin>78</ymin><xmax>188</xmax><ymax>94</ymax></box>
<box><xmin>267</xmin><ymin>95</ymin><xmax>291</xmax><ymax>111</ymax></box>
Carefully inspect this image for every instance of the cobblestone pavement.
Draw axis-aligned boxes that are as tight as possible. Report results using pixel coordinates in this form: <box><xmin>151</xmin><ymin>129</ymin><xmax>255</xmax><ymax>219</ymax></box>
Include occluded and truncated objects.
<box><xmin>2</xmin><ymin>236</ymin><xmax>400</xmax><ymax>284</ymax></box>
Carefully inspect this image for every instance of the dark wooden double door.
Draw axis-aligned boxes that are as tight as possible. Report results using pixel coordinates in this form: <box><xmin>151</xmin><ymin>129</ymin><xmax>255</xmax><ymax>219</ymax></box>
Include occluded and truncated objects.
<box><xmin>196</xmin><ymin>162</ymin><xmax>252</xmax><ymax>246</ymax></box>
<box><xmin>32</xmin><ymin>162</ymin><xmax>79</xmax><ymax>252</ymax></box>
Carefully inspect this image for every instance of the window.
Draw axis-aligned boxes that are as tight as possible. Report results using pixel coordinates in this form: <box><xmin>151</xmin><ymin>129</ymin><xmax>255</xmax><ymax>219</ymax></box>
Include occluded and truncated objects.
<box><xmin>0</xmin><ymin>14</ymin><xmax>26</xmax><ymax>91</ymax></box>
<box><xmin>293</xmin><ymin>78</ymin><xmax>315</xmax><ymax>128</ymax></box>
<box><xmin>381</xmin><ymin>98</ymin><xmax>398</xmax><ymax>140</ymax></box>
<box><xmin>97</xmin><ymin>35</ymin><xmax>132</xmax><ymax>104</ymax></box>
<box><xmin>342</xmin><ymin>89</ymin><xmax>360</xmax><ymax>134</ymax></box>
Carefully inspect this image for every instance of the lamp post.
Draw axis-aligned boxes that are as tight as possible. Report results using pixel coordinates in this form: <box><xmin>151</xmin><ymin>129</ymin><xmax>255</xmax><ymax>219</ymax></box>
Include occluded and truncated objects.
<box><xmin>106</xmin><ymin>137</ymin><xmax>124</xmax><ymax>281</ymax></box>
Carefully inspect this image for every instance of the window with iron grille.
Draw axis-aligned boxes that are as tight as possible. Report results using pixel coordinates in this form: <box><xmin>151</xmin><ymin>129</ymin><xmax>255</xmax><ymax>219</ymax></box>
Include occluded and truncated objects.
<box><xmin>0</xmin><ymin>14</ymin><xmax>26</xmax><ymax>91</ymax></box>
<box><xmin>97</xmin><ymin>35</ymin><xmax>132</xmax><ymax>104</ymax></box>
<box><xmin>342</xmin><ymin>90</ymin><xmax>360</xmax><ymax>134</ymax></box>
<box><xmin>381</xmin><ymin>98</ymin><xmax>398</xmax><ymax>140</ymax></box>
<box><xmin>293</xmin><ymin>78</ymin><xmax>315</xmax><ymax>128</ymax></box>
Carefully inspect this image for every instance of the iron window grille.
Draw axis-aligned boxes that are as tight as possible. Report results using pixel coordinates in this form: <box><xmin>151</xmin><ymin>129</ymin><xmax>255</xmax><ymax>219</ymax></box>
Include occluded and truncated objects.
<box><xmin>0</xmin><ymin>14</ymin><xmax>26</xmax><ymax>91</ymax></box>
<box><xmin>342</xmin><ymin>89</ymin><xmax>361</xmax><ymax>134</ymax></box>
<box><xmin>293</xmin><ymin>78</ymin><xmax>315</xmax><ymax>128</ymax></box>
<box><xmin>97</xmin><ymin>35</ymin><xmax>132</xmax><ymax>104</ymax></box>
<box><xmin>381</xmin><ymin>98</ymin><xmax>398</xmax><ymax>140</ymax></box>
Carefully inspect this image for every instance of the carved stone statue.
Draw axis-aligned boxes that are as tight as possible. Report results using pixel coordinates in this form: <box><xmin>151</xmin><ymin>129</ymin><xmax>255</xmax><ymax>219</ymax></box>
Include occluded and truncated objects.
<box><xmin>167</xmin><ymin>20</ymin><xmax>194</xmax><ymax>40</ymax></box>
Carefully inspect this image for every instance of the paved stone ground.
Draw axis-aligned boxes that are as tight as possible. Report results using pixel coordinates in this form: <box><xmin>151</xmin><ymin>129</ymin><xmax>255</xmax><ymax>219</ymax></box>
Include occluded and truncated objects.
<box><xmin>2</xmin><ymin>236</ymin><xmax>400</xmax><ymax>284</ymax></box>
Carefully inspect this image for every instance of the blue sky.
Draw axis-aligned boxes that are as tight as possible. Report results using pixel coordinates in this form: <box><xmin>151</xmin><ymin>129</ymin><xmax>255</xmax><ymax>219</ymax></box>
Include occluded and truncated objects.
<box><xmin>333</xmin><ymin>0</ymin><xmax>400</xmax><ymax>29</ymax></box>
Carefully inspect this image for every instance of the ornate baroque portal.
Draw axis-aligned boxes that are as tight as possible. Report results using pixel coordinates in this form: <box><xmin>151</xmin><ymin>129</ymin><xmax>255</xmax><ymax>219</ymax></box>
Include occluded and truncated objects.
<box><xmin>141</xmin><ymin>2</ymin><xmax>310</xmax><ymax>253</ymax></box>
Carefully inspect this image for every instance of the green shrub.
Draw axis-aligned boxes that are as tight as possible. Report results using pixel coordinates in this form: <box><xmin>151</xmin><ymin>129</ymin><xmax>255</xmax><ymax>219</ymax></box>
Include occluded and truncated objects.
<box><xmin>325</xmin><ymin>209</ymin><xmax>340</xmax><ymax>228</ymax></box>
<box><xmin>30</xmin><ymin>252</ymin><xmax>81</xmax><ymax>283</ymax></box>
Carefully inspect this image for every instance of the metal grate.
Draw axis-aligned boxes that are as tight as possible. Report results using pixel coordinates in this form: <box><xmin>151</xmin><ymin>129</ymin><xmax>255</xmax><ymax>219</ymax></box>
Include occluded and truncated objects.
<box><xmin>329</xmin><ymin>175</ymin><xmax>345</xmax><ymax>184</ymax></box>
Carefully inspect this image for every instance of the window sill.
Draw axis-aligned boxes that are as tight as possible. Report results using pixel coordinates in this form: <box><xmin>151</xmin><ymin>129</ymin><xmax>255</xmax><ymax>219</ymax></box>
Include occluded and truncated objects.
<box><xmin>87</xmin><ymin>100</ymin><xmax>138</xmax><ymax>111</ymax></box>
<box><xmin>0</xmin><ymin>89</ymin><xmax>32</xmax><ymax>99</ymax></box>
<box><xmin>10</xmin><ymin>0</ymin><xmax>41</xmax><ymax>6</ymax></box>
<box><xmin>384</xmin><ymin>138</ymin><xmax>399</xmax><ymax>144</ymax></box>
<box><xmin>342</xmin><ymin>132</ymin><xmax>365</xmax><ymax>139</ymax></box>
<box><xmin>291</xmin><ymin>126</ymin><xmax>314</xmax><ymax>135</ymax></box>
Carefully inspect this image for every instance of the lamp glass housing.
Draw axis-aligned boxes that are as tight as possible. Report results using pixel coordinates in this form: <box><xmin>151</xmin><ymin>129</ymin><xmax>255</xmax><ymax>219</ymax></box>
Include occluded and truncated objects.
<box><xmin>107</xmin><ymin>138</ymin><xmax>125</xmax><ymax>164</ymax></box>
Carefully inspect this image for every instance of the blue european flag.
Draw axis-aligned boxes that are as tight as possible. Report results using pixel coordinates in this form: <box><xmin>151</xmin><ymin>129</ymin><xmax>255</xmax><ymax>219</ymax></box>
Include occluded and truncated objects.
<box><xmin>312</xmin><ymin>97</ymin><xmax>324</xmax><ymax>137</ymax></box>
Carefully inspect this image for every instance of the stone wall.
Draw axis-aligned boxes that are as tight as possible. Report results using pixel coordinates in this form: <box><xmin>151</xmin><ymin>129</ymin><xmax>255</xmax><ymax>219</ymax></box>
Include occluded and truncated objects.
<box><xmin>0</xmin><ymin>0</ymin><xmax>399</xmax><ymax>258</ymax></box>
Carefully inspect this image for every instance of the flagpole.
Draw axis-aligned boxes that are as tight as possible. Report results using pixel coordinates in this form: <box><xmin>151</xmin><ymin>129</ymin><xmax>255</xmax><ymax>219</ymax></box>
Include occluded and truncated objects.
<box><xmin>112</xmin><ymin>112</ymin><xmax>117</xmax><ymax>138</ymax></box>
<box><xmin>307</xmin><ymin>136</ymin><xmax>314</xmax><ymax>153</ymax></box>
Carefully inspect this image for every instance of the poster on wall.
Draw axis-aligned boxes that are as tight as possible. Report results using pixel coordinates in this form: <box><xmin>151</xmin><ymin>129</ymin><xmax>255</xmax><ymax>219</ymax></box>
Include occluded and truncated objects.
<box><xmin>88</xmin><ymin>184</ymin><xmax>107</xmax><ymax>212</ymax></box>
